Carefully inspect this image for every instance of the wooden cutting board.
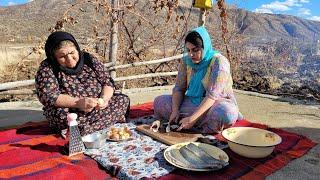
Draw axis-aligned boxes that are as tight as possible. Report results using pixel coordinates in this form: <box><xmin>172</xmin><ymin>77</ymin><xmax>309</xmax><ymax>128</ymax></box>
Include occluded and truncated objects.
<box><xmin>136</xmin><ymin>124</ymin><xmax>203</xmax><ymax>145</ymax></box>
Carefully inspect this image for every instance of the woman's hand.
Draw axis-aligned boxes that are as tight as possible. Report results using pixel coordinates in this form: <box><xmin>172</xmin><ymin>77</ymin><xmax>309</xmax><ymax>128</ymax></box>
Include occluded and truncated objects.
<box><xmin>76</xmin><ymin>97</ymin><xmax>98</xmax><ymax>112</ymax></box>
<box><xmin>98</xmin><ymin>85</ymin><xmax>114</xmax><ymax>110</ymax></box>
<box><xmin>177</xmin><ymin>116</ymin><xmax>197</xmax><ymax>131</ymax></box>
<box><xmin>96</xmin><ymin>97</ymin><xmax>110</xmax><ymax>110</ymax></box>
<box><xmin>169</xmin><ymin>110</ymin><xmax>180</xmax><ymax>124</ymax></box>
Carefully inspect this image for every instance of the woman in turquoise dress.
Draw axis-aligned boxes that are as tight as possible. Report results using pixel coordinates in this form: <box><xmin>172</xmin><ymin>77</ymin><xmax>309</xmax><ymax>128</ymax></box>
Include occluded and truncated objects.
<box><xmin>153</xmin><ymin>26</ymin><xmax>243</xmax><ymax>133</ymax></box>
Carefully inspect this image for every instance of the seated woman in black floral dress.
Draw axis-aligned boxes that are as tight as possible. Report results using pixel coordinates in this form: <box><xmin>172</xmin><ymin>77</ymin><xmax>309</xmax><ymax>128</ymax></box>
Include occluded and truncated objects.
<box><xmin>35</xmin><ymin>31</ymin><xmax>130</xmax><ymax>136</ymax></box>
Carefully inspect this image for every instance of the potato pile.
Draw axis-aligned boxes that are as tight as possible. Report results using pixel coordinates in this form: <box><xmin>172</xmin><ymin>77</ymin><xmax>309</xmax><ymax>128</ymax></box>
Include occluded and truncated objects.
<box><xmin>107</xmin><ymin>126</ymin><xmax>132</xmax><ymax>140</ymax></box>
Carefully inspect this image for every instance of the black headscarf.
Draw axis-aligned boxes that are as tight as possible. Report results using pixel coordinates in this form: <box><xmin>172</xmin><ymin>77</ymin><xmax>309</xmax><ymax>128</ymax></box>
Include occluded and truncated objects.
<box><xmin>44</xmin><ymin>31</ymin><xmax>84</xmax><ymax>75</ymax></box>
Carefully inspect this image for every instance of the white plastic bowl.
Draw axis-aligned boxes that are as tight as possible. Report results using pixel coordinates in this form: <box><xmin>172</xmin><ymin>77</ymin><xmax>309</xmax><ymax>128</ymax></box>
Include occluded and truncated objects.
<box><xmin>82</xmin><ymin>133</ymin><xmax>106</xmax><ymax>149</ymax></box>
<box><xmin>221</xmin><ymin>127</ymin><xmax>282</xmax><ymax>158</ymax></box>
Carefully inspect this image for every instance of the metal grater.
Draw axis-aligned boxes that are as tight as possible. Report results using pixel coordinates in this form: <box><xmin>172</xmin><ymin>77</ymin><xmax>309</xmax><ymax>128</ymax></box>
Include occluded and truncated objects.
<box><xmin>67</xmin><ymin>113</ymin><xmax>85</xmax><ymax>156</ymax></box>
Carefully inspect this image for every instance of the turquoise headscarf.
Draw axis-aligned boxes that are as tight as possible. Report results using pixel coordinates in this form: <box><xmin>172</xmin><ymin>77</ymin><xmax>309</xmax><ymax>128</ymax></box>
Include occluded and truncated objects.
<box><xmin>183</xmin><ymin>26</ymin><xmax>219</xmax><ymax>105</ymax></box>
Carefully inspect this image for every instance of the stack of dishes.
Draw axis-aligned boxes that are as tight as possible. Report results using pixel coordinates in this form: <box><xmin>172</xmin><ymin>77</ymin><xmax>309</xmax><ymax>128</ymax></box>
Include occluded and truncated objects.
<box><xmin>164</xmin><ymin>142</ymin><xmax>229</xmax><ymax>171</ymax></box>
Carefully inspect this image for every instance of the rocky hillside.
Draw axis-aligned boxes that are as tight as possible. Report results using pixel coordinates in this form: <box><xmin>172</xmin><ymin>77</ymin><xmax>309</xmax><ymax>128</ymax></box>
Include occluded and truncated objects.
<box><xmin>0</xmin><ymin>0</ymin><xmax>319</xmax><ymax>102</ymax></box>
<box><xmin>0</xmin><ymin>0</ymin><xmax>104</xmax><ymax>43</ymax></box>
<box><xmin>1</xmin><ymin>0</ymin><xmax>320</xmax><ymax>44</ymax></box>
<box><xmin>0</xmin><ymin>0</ymin><xmax>72</xmax><ymax>42</ymax></box>
<box><xmin>230</xmin><ymin>8</ymin><xmax>320</xmax><ymax>43</ymax></box>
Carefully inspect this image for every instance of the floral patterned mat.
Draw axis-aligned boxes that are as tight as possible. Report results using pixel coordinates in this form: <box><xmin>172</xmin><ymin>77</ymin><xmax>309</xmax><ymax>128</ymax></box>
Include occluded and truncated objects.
<box><xmin>84</xmin><ymin>122</ymin><xmax>176</xmax><ymax>179</ymax></box>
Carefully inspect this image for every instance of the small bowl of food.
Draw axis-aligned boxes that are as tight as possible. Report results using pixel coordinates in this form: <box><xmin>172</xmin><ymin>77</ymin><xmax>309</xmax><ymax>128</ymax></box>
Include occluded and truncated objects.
<box><xmin>221</xmin><ymin>127</ymin><xmax>282</xmax><ymax>158</ymax></box>
<box><xmin>82</xmin><ymin>132</ymin><xmax>105</xmax><ymax>149</ymax></box>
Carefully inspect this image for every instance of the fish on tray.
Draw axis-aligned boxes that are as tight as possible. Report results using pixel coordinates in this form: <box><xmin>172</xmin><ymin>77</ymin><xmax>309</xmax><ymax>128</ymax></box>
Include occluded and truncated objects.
<box><xmin>166</xmin><ymin>148</ymin><xmax>194</xmax><ymax>168</ymax></box>
<box><xmin>166</xmin><ymin>143</ymin><xmax>229</xmax><ymax>170</ymax></box>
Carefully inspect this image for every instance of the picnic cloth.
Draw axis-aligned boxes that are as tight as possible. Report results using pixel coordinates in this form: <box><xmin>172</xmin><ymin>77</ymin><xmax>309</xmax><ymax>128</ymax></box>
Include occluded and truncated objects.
<box><xmin>0</xmin><ymin>102</ymin><xmax>317</xmax><ymax>179</ymax></box>
<box><xmin>84</xmin><ymin>123</ymin><xmax>175</xmax><ymax>179</ymax></box>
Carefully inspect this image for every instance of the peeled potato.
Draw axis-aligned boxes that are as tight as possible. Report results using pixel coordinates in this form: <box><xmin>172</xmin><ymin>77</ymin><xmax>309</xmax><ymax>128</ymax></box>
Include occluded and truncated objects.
<box><xmin>112</xmin><ymin>133</ymin><xmax>120</xmax><ymax>140</ymax></box>
<box><xmin>111</xmin><ymin>127</ymin><xmax>118</xmax><ymax>132</ymax></box>
<box><xmin>123</xmin><ymin>133</ymin><xmax>130</xmax><ymax>139</ymax></box>
<box><xmin>119</xmin><ymin>135</ymin><xmax>125</xmax><ymax>140</ymax></box>
<box><xmin>118</xmin><ymin>130</ymin><xmax>124</xmax><ymax>135</ymax></box>
<box><xmin>124</xmin><ymin>126</ymin><xmax>130</xmax><ymax>132</ymax></box>
<box><xmin>107</xmin><ymin>131</ymin><xmax>113</xmax><ymax>136</ymax></box>
<box><xmin>97</xmin><ymin>98</ymin><xmax>105</xmax><ymax>105</ymax></box>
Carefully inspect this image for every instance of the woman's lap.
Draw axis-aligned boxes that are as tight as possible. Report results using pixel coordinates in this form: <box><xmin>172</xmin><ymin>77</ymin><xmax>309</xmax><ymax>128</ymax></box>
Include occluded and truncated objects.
<box><xmin>46</xmin><ymin>93</ymin><xmax>130</xmax><ymax>135</ymax></box>
<box><xmin>153</xmin><ymin>95</ymin><xmax>239</xmax><ymax>133</ymax></box>
<box><xmin>198</xmin><ymin>100</ymin><xmax>238</xmax><ymax>133</ymax></box>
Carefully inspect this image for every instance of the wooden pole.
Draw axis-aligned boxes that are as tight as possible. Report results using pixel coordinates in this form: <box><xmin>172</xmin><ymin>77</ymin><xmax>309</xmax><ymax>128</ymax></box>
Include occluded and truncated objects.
<box><xmin>0</xmin><ymin>89</ymin><xmax>35</xmax><ymax>95</ymax></box>
<box><xmin>198</xmin><ymin>9</ymin><xmax>206</xmax><ymax>26</ymax></box>
<box><xmin>0</xmin><ymin>72</ymin><xmax>178</xmax><ymax>95</ymax></box>
<box><xmin>0</xmin><ymin>54</ymin><xmax>183</xmax><ymax>91</ymax></box>
<box><xmin>114</xmin><ymin>71</ymin><xmax>178</xmax><ymax>81</ymax></box>
<box><xmin>0</xmin><ymin>80</ymin><xmax>35</xmax><ymax>91</ymax></box>
<box><xmin>107</xmin><ymin>54</ymin><xmax>183</xmax><ymax>70</ymax></box>
<box><xmin>109</xmin><ymin>0</ymin><xmax>119</xmax><ymax>79</ymax></box>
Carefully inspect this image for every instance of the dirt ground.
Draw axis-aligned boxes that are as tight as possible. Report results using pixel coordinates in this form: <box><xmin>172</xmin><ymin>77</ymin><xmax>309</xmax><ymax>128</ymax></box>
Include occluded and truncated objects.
<box><xmin>0</xmin><ymin>86</ymin><xmax>319</xmax><ymax>179</ymax></box>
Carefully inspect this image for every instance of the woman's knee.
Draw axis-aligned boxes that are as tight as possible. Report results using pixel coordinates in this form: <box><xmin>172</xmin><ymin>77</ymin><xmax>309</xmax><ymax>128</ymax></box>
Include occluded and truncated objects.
<box><xmin>113</xmin><ymin>93</ymin><xmax>130</xmax><ymax>105</ymax></box>
<box><xmin>154</xmin><ymin>95</ymin><xmax>170</xmax><ymax>103</ymax></box>
<box><xmin>153</xmin><ymin>95</ymin><xmax>172</xmax><ymax>119</ymax></box>
<box><xmin>154</xmin><ymin>95</ymin><xmax>171</xmax><ymax>110</ymax></box>
<box><xmin>110</xmin><ymin>93</ymin><xmax>130</xmax><ymax>118</ymax></box>
<box><xmin>210</xmin><ymin>102</ymin><xmax>238</xmax><ymax>125</ymax></box>
<box><xmin>46</xmin><ymin>108</ymin><xmax>69</xmax><ymax>131</ymax></box>
<box><xmin>118</xmin><ymin>94</ymin><xmax>130</xmax><ymax>118</ymax></box>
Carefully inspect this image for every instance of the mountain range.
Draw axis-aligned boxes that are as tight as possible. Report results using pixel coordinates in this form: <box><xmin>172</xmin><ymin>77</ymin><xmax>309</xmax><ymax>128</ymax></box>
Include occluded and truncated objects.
<box><xmin>0</xmin><ymin>0</ymin><xmax>319</xmax><ymax>101</ymax></box>
<box><xmin>1</xmin><ymin>0</ymin><xmax>320</xmax><ymax>45</ymax></box>
<box><xmin>232</xmin><ymin>8</ymin><xmax>320</xmax><ymax>41</ymax></box>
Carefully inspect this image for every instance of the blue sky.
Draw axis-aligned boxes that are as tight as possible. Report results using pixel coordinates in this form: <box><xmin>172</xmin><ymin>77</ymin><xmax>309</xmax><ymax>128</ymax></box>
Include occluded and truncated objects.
<box><xmin>1</xmin><ymin>0</ymin><xmax>319</xmax><ymax>21</ymax></box>
<box><xmin>227</xmin><ymin>0</ymin><xmax>320</xmax><ymax>21</ymax></box>
<box><xmin>0</xmin><ymin>0</ymin><xmax>32</xmax><ymax>6</ymax></box>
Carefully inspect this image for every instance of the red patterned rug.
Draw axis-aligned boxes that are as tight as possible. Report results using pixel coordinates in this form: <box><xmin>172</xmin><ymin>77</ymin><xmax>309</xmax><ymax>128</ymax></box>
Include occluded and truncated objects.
<box><xmin>0</xmin><ymin>102</ymin><xmax>316</xmax><ymax>179</ymax></box>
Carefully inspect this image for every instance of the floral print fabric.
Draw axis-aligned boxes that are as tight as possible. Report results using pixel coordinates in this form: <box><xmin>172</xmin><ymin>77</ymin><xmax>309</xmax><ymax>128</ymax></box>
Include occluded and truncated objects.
<box><xmin>35</xmin><ymin>57</ymin><xmax>130</xmax><ymax>136</ymax></box>
<box><xmin>85</xmin><ymin>123</ymin><xmax>175</xmax><ymax>179</ymax></box>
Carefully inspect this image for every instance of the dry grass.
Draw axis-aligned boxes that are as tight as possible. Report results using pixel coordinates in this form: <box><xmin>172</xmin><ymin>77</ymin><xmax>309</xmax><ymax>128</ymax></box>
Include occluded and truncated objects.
<box><xmin>0</xmin><ymin>44</ymin><xmax>45</xmax><ymax>83</ymax></box>
<box><xmin>0</xmin><ymin>45</ymin><xmax>25</xmax><ymax>70</ymax></box>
